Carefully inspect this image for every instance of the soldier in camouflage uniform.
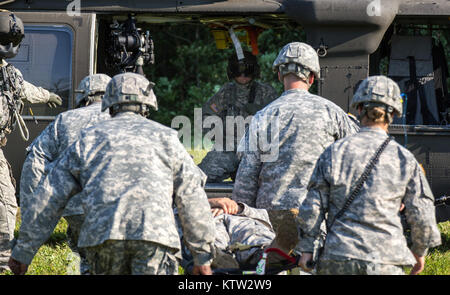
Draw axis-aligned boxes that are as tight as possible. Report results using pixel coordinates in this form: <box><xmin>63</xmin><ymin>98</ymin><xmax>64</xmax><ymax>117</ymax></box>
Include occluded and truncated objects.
<box><xmin>0</xmin><ymin>11</ymin><xmax>62</xmax><ymax>273</ymax></box>
<box><xmin>212</xmin><ymin>200</ymin><xmax>275</xmax><ymax>268</ymax></box>
<box><xmin>199</xmin><ymin>51</ymin><xmax>278</xmax><ymax>183</ymax></box>
<box><xmin>296</xmin><ymin>76</ymin><xmax>442</xmax><ymax>275</ymax></box>
<box><xmin>231</xmin><ymin>42</ymin><xmax>359</xmax><ymax>260</ymax></box>
<box><xmin>19</xmin><ymin>73</ymin><xmax>111</xmax><ymax>274</ymax></box>
<box><xmin>8</xmin><ymin>73</ymin><xmax>215</xmax><ymax>275</ymax></box>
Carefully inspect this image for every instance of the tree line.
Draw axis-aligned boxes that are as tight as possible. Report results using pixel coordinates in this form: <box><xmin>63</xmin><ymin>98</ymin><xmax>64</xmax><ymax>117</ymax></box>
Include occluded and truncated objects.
<box><xmin>144</xmin><ymin>23</ymin><xmax>450</xmax><ymax>128</ymax></box>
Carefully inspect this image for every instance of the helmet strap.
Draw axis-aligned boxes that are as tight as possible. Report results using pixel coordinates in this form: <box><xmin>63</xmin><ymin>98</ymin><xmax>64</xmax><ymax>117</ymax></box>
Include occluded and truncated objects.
<box><xmin>109</xmin><ymin>103</ymin><xmax>151</xmax><ymax>118</ymax></box>
<box><xmin>385</xmin><ymin>112</ymin><xmax>394</xmax><ymax>124</ymax></box>
<box><xmin>279</xmin><ymin>63</ymin><xmax>311</xmax><ymax>86</ymax></box>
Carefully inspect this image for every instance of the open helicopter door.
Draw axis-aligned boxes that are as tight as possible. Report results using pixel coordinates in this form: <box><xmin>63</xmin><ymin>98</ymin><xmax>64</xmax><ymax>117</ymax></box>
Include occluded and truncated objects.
<box><xmin>387</xmin><ymin>34</ymin><xmax>450</xmax><ymax>222</ymax></box>
<box><xmin>388</xmin><ymin>35</ymin><xmax>440</xmax><ymax>125</ymax></box>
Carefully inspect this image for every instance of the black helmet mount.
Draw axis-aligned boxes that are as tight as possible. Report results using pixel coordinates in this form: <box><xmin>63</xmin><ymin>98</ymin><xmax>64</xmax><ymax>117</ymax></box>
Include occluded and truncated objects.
<box><xmin>0</xmin><ymin>10</ymin><xmax>24</xmax><ymax>59</ymax></box>
<box><xmin>227</xmin><ymin>50</ymin><xmax>260</xmax><ymax>81</ymax></box>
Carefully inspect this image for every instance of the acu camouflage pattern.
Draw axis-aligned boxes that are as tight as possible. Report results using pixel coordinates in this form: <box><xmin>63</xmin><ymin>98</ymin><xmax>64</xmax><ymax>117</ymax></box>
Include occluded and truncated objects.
<box><xmin>75</xmin><ymin>74</ymin><xmax>111</xmax><ymax>107</ymax></box>
<box><xmin>317</xmin><ymin>259</ymin><xmax>406</xmax><ymax>275</ymax></box>
<box><xmin>20</xmin><ymin>91</ymin><xmax>111</xmax><ymax>275</ymax></box>
<box><xmin>20</xmin><ymin>102</ymin><xmax>110</xmax><ymax>218</ymax></box>
<box><xmin>214</xmin><ymin>202</ymin><xmax>275</xmax><ymax>266</ymax></box>
<box><xmin>179</xmin><ymin>202</ymin><xmax>275</xmax><ymax>270</ymax></box>
<box><xmin>199</xmin><ymin>80</ymin><xmax>278</xmax><ymax>182</ymax></box>
<box><xmin>296</xmin><ymin>127</ymin><xmax>442</xmax><ymax>266</ymax></box>
<box><xmin>232</xmin><ymin>88</ymin><xmax>359</xmax><ymax>210</ymax></box>
<box><xmin>0</xmin><ymin>61</ymin><xmax>52</xmax><ymax>140</ymax></box>
<box><xmin>0</xmin><ymin>148</ymin><xmax>16</xmax><ymax>272</ymax></box>
<box><xmin>351</xmin><ymin>75</ymin><xmax>403</xmax><ymax>115</ymax></box>
<box><xmin>101</xmin><ymin>72</ymin><xmax>158</xmax><ymax>111</ymax></box>
<box><xmin>64</xmin><ymin>214</ymin><xmax>89</xmax><ymax>274</ymax></box>
<box><xmin>272</xmin><ymin>42</ymin><xmax>321</xmax><ymax>79</ymax></box>
<box><xmin>11</xmin><ymin>112</ymin><xmax>216</xmax><ymax>267</ymax></box>
<box><xmin>0</xmin><ymin>61</ymin><xmax>53</xmax><ymax>272</ymax></box>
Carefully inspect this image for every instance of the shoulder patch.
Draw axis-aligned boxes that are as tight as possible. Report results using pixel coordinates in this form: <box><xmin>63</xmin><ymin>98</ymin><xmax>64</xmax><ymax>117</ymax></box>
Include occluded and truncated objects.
<box><xmin>419</xmin><ymin>164</ymin><xmax>426</xmax><ymax>175</ymax></box>
<box><xmin>347</xmin><ymin>112</ymin><xmax>360</xmax><ymax>126</ymax></box>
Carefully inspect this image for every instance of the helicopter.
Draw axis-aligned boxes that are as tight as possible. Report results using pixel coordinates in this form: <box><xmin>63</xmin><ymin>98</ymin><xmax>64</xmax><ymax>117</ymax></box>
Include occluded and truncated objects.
<box><xmin>0</xmin><ymin>0</ymin><xmax>449</xmax><ymax>222</ymax></box>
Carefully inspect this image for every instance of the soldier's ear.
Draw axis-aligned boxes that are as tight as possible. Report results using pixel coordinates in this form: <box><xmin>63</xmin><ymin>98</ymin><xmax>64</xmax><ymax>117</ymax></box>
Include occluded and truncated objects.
<box><xmin>309</xmin><ymin>74</ymin><xmax>314</xmax><ymax>86</ymax></box>
<box><xmin>277</xmin><ymin>71</ymin><xmax>282</xmax><ymax>83</ymax></box>
<box><xmin>357</xmin><ymin>105</ymin><xmax>363</xmax><ymax>115</ymax></box>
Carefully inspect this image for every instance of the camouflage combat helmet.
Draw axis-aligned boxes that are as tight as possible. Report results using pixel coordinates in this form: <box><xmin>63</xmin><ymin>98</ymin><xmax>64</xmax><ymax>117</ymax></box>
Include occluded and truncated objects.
<box><xmin>75</xmin><ymin>74</ymin><xmax>112</xmax><ymax>107</ymax></box>
<box><xmin>272</xmin><ymin>42</ymin><xmax>321</xmax><ymax>81</ymax></box>
<box><xmin>102</xmin><ymin>72</ymin><xmax>158</xmax><ymax>112</ymax></box>
<box><xmin>227</xmin><ymin>50</ymin><xmax>260</xmax><ymax>80</ymax></box>
<box><xmin>351</xmin><ymin>75</ymin><xmax>403</xmax><ymax>116</ymax></box>
<box><xmin>0</xmin><ymin>10</ymin><xmax>24</xmax><ymax>59</ymax></box>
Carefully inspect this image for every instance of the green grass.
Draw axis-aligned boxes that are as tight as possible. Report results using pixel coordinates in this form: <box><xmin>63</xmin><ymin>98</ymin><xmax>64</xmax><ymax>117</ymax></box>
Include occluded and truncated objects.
<box><xmin>0</xmin><ymin>211</ymin><xmax>76</xmax><ymax>275</ymax></box>
<box><xmin>419</xmin><ymin>221</ymin><xmax>450</xmax><ymax>275</ymax></box>
<box><xmin>4</xmin><ymin>216</ymin><xmax>449</xmax><ymax>275</ymax></box>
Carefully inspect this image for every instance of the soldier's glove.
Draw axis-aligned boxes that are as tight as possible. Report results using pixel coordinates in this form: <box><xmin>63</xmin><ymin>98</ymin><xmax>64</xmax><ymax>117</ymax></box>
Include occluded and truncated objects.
<box><xmin>47</xmin><ymin>92</ymin><xmax>62</xmax><ymax>108</ymax></box>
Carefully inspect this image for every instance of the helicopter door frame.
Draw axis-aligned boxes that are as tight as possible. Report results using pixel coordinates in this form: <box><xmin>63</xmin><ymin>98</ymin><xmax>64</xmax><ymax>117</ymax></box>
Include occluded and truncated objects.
<box><xmin>3</xmin><ymin>11</ymin><xmax>95</xmax><ymax>196</ymax></box>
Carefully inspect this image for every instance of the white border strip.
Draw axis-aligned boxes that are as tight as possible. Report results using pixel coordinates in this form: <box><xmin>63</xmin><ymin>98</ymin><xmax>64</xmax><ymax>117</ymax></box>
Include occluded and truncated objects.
<box><xmin>89</xmin><ymin>13</ymin><xmax>97</xmax><ymax>75</ymax></box>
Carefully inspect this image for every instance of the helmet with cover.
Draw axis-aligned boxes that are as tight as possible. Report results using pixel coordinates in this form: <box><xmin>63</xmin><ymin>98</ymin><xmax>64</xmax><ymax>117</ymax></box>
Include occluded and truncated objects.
<box><xmin>272</xmin><ymin>42</ymin><xmax>321</xmax><ymax>81</ymax></box>
<box><xmin>0</xmin><ymin>10</ymin><xmax>24</xmax><ymax>59</ymax></box>
<box><xmin>351</xmin><ymin>75</ymin><xmax>403</xmax><ymax>117</ymax></box>
<box><xmin>75</xmin><ymin>74</ymin><xmax>112</xmax><ymax>107</ymax></box>
<box><xmin>102</xmin><ymin>73</ymin><xmax>158</xmax><ymax>114</ymax></box>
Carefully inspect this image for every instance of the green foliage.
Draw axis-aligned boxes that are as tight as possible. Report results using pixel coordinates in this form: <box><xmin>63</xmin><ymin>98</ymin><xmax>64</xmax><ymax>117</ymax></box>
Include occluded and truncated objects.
<box><xmin>144</xmin><ymin>23</ymin><xmax>306</xmax><ymax>127</ymax></box>
<box><xmin>145</xmin><ymin>23</ymin><xmax>228</xmax><ymax>126</ymax></box>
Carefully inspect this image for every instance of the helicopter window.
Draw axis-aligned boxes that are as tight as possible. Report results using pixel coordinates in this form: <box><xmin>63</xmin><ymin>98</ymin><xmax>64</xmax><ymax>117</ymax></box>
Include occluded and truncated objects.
<box><xmin>7</xmin><ymin>24</ymin><xmax>74</xmax><ymax>118</ymax></box>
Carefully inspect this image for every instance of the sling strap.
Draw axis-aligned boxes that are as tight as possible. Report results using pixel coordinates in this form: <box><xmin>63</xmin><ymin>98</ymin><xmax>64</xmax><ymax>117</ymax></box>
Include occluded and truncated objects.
<box><xmin>326</xmin><ymin>135</ymin><xmax>394</xmax><ymax>232</ymax></box>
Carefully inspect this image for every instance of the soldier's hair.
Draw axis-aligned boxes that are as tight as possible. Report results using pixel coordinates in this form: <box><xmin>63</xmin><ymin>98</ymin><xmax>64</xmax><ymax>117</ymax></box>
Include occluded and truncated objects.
<box><xmin>281</xmin><ymin>71</ymin><xmax>313</xmax><ymax>88</ymax></box>
<box><xmin>77</xmin><ymin>94</ymin><xmax>104</xmax><ymax>108</ymax></box>
<box><xmin>362</xmin><ymin>106</ymin><xmax>393</xmax><ymax>124</ymax></box>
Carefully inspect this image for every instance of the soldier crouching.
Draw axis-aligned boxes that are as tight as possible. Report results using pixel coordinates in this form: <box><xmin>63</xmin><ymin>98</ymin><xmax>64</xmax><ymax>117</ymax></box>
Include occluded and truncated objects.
<box><xmin>8</xmin><ymin>73</ymin><xmax>215</xmax><ymax>275</ymax></box>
